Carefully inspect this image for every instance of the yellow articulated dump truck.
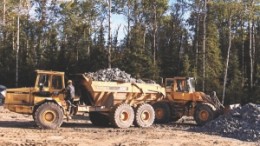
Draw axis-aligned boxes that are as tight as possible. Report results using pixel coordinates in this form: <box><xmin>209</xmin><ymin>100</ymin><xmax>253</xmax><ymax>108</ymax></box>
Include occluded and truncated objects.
<box><xmin>3</xmin><ymin>70</ymin><xmax>165</xmax><ymax>129</ymax></box>
<box><xmin>153</xmin><ymin>77</ymin><xmax>224</xmax><ymax>126</ymax></box>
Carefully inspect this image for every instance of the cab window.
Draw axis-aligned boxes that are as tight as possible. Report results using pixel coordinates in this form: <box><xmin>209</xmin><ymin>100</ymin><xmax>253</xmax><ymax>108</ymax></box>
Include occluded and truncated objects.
<box><xmin>38</xmin><ymin>74</ymin><xmax>49</xmax><ymax>87</ymax></box>
<box><xmin>165</xmin><ymin>79</ymin><xmax>174</xmax><ymax>89</ymax></box>
<box><xmin>52</xmin><ymin>75</ymin><xmax>62</xmax><ymax>90</ymax></box>
<box><xmin>176</xmin><ymin>79</ymin><xmax>188</xmax><ymax>92</ymax></box>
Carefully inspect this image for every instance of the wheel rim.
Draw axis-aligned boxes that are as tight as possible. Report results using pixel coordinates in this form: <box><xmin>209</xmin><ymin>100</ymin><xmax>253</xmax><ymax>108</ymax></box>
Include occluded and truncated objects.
<box><xmin>199</xmin><ymin>110</ymin><xmax>209</xmax><ymax>121</ymax></box>
<box><xmin>141</xmin><ymin>110</ymin><xmax>150</xmax><ymax>121</ymax></box>
<box><xmin>120</xmin><ymin>111</ymin><xmax>129</xmax><ymax>122</ymax></box>
<box><xmin>155</xmin><ymin>108</ymin><xmax>164</xmax><ymax>120</ymax></box>
<box><xmin>43</xmin><ymin>110</ymin><xmax>56</xmax><ymax>123</ymax></box>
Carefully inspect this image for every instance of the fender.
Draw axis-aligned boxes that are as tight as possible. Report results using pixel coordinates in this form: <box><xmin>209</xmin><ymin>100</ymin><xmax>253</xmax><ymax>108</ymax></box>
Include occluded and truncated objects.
<box><xmin>33</xmin><ymin>98</ymin><xmax>65</xmax><ymax>114</ymax></box>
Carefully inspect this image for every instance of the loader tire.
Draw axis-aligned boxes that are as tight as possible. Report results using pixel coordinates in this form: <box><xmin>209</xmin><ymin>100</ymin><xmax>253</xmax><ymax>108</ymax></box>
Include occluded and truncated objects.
<box><xmin>89</xmin><ymin>112</ymin><xmax>110</xmax><ymax>127</ymax></box>
<box><xmin>194</xmin><ymin>103</ymin><xmax>215</xmax><ymax>126</ymax></box>
<box><xmin>34</xmin><ymin>102</ymin><xmax>63</xmax><ymax>129</ymax></box>
<box><xmin>152</xmin><ymin>102</ymin><xmax>171</xmax><ymax>123</ymax></box>
<box><xmin>110</xmin><ymin>104</ymin><xmax>134</xmax><ymax>128</ymax></box>
<box><xmin>134</xmin><ymin>103</ymin><xmax>155</xmax><ymax>127</ymax></box>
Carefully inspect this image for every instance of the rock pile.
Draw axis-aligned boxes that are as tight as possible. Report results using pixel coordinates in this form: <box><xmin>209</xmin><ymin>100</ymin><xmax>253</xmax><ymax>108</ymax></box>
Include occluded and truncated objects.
<box><xmin>194</xmin><ymin>103</ymin><xmax>260</xmax><ymax>141</ymax></box>
<box><xmin>86</xmin><ymin>68</ymin><xmax>145</xmax><ymax>83</ymax></box>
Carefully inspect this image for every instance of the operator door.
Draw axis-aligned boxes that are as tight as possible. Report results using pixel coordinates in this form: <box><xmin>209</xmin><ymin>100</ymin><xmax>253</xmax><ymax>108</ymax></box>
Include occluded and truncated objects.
<box><xmin>50</xmin><ymin>75</ymin><xmax>65</xmax><ymax>101</ymax></box>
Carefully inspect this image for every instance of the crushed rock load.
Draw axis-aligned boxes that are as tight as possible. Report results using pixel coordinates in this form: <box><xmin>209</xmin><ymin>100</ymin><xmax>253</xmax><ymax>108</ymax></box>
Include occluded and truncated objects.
<box><xmin>194</xmin><ymin>103</ymin><xmax>260</xmax><ymax>141</ymax></box>
<box><xmin>85</xmin><ymin>68</ymin><xmax>149</xmax><ymax>83</ymax></box>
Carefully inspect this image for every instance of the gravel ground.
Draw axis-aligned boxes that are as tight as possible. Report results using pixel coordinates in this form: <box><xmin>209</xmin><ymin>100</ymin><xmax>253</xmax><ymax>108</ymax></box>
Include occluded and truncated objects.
<box><xmin>0</xmin><ymin>106</ymin><xmax>258</xmax><ymax>146</ymax></box>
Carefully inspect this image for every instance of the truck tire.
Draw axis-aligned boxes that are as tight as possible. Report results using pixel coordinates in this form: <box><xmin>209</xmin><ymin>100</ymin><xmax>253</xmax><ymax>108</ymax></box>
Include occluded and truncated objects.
<box><xmin>152</xmin><ymin>102</ymin><xmax>171</xmax><ymax>123</ymax></box>
<box><xmin>34</xmin><ymin>102</ymin><xmax>63</xmax><ymax>129</ymax></box>
<box><xmin>194</xmin><ymin>103</ymin><xmax>215</xmax><ymax>126</ymax></box>
<box><xmin>134</xmin><ymin>103</ymin><xmax>155</xmax><ymax>127</ymax></box>
<box><xmin>89</xmin><ymin>112</ymin><xmax>110</xmax><ymax>127</ymax></box>
<box><xmin>110</xmin><ymin>104</ymin><xmax>134</xmax><ymax>128</ymax></box>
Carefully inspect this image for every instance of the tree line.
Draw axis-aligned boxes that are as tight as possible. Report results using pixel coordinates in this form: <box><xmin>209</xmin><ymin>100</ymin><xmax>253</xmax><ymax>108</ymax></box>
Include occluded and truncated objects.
<box><xmin>0</xmin><ymin>0</ymin><xmax>259</xmax><ymax>104</ymax></box>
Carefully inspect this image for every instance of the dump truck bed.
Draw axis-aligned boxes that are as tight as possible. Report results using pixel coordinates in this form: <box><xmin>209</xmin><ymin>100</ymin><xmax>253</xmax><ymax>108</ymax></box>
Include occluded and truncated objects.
<box><xmin>78</xmin><ymin>74</ymin><xmax>165</xmax><ymax>107</ymax></box>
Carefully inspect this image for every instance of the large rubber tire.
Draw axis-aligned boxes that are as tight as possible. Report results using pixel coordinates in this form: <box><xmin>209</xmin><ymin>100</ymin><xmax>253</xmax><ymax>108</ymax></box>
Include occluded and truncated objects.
<box><xmin>110</xmin><ymin>104</ymin><xmax>134</xmax><ymax>128</ymax></box>
<box><xmin>152</xmin><ymin>102</ymin><xmax>171</xmax><ymax>124</ymax></box>
<box><xmin>134</xmin><ymin>103</ymin><xmax>155</xmax><ymax>127</ymax></box>
<box><xmin>194</xmin><ymin>103</ymin><xmax>215</xmax><ymax>126</ymax></box>
<box><xmin>34</xmin><ymin>102</ymin><xmax>64</xmax><ymax>129</ymax></box>
<box><xmin>89</xmin><ymin>112</ymin><xmax>110</xmax><ymax>127</ymax></box>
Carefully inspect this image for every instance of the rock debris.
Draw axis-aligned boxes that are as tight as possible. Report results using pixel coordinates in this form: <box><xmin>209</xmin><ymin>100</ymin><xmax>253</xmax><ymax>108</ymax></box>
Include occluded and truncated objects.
<box><xmin>85</xmin><ymin>68</ymin><xmax>154</xmax><ymax>83</ymax></box>
<box><xmin>194</xmin><ymin>103</ymin><xmax>260</xmax><ymax>141</ymax></box>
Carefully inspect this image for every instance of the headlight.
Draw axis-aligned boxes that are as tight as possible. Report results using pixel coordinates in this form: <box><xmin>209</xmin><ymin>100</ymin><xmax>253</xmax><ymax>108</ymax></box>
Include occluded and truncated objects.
<box><xmin>1</xmin><ymin>90</ymin><xmax>6</xmax><ymax>98</ymax></box>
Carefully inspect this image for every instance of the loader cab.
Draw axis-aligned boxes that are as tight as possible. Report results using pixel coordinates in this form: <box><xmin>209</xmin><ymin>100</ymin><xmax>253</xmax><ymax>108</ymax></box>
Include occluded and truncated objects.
<box><xmin>165</xmin><ymin>77</ymin><xmax>195</xmax><ymax>92</ymax></box>
<box><xmin>165</xmin><ymin>77</ymin><xmax>196</xmax><ymax>100</ymax></box>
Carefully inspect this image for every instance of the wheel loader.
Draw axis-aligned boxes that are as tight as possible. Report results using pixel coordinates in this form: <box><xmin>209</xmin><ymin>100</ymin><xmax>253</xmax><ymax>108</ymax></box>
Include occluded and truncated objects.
<box><xmin>3</xmin><ymin>70</ymin><xmax>165</xmax><ymax>129</ymax></box>
<box><xmin>152</xmin><ymin>77</ymin><xmax>224</xmax><ymax>126</ymax></box>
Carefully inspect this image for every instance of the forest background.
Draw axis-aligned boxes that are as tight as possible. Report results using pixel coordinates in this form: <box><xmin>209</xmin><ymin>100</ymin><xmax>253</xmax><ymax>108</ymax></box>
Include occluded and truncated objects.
<box><xmin>0</xmin><ymin>0</ymin><xmax>260</xmax><ymax>105</ymax></box>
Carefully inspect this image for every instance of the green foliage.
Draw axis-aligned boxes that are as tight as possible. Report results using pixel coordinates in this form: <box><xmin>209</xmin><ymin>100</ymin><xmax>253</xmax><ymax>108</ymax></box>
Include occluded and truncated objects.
<box><xmin>158</xmin><ymin>12</ymin><xmax>189</xmax><ymax>78</ymax></box>
<box><xmin>204</xmin><ymin>16</ymin><xmax>223</xmax><ymax>93</ymax></box>
<box><xmin>118</xmin><ymin>49</ymin><xmax>156</xmax><ymax>79</ymax></box>
<box><xmin>225</xmin><ymin>52</ymin><xmax>244</xmax><ymax>105</ymax></box>
<box><xmin>119</xmin><ymin>22</ymin><xmax>159</xmax><ymax>80</ymax></box>
<box><xmin>180</xmin><ymin>54</ymin><xmax>191</xmax><ymax>77</ymax></box>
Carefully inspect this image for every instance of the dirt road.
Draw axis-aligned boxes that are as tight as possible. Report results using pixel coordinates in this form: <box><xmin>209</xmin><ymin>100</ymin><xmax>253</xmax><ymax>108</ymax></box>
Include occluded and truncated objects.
<box><xmin>0</xmin><ymin>106</ymin><xmax>258</xmax><ymax>146</ymax></box>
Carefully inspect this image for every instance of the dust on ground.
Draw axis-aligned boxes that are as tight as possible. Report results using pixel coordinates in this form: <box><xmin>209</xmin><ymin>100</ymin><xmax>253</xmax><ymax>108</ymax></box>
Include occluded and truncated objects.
<box><xmin>0</xmin><ymin>106</ymin><xmax>259</xmax><ymax>146</ymax></box>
